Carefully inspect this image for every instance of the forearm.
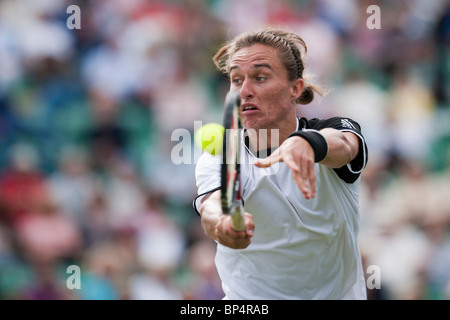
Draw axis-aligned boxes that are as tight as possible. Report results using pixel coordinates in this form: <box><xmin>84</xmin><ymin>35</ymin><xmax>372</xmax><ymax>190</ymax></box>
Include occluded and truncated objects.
<box><xmin>319</xmin><ymin>128</ymin><xmax>359</xmax><ymax>168</ymax></box>
<box><xmin>199</xmin><ymin>190</ymin><xmax>223</xmax><ymax>240</ymax></box>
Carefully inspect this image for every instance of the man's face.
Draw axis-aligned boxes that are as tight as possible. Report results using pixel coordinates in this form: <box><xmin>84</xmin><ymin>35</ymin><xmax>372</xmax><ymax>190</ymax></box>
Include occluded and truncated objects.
<box><xmin>229</xmin><ymin>44</ymin><xmax>301</xmax><ymax>131</ymax></box>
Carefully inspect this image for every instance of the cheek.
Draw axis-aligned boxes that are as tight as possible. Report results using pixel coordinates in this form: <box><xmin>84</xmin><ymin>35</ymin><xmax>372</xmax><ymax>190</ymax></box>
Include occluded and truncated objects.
<box><xmin>259</xmin><ymin>84</ymin><xmax>292</xmax><ymax>109</ymax></box>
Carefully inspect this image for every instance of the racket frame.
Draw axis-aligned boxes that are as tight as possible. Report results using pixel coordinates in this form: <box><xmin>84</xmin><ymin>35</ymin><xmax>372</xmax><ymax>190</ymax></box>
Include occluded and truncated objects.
<box><xmin>221</xmin><ymin>91</ymin><xmax>245</xmax><ymax>232</ymax></box>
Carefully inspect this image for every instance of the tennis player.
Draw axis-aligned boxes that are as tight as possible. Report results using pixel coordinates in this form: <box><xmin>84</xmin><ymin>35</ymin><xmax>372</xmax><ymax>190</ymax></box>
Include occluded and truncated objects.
<box><xmin>193</xmin><ymin>27</ymin><xmax>368</xmax><ymax>300</ymax></box>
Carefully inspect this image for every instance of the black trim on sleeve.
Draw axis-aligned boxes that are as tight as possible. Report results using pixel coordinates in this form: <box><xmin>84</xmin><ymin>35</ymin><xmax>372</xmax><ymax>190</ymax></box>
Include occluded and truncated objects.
<box><xmin>332</xmin><ymin>131</ymin><xmax>367</xmax><ymax>183</ymax></box>
<box><xmin>192</xmin><ymin>186</ymin><xmax>221</xmax><ymax>216</ymax></box>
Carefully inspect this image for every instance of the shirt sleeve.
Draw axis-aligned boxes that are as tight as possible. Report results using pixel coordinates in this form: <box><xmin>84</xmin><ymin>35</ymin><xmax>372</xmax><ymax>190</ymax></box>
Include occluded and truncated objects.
<box><xmin>193</xmin><ymin>152</ymin><xmax>222</xmax><ymax>215</ymax></box>
<box><xmin>306</xmin><ymin>117</ymin><xmax>369</xmax><ymax>183</ymax></box>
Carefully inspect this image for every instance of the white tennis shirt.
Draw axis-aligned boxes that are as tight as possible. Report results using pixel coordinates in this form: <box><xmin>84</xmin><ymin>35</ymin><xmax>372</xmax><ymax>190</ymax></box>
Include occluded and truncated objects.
<box><xmin>194</xmin><ymin>117</ymin><xmax>368</xmax><ymax>300</ymax></box>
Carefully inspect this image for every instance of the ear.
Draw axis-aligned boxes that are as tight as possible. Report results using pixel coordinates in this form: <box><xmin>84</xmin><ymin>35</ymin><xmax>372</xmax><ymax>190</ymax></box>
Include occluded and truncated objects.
<box><xmin>291</xmin><ymin>79</ymin><xmax>304</xmax><ymax>101</ymax></box>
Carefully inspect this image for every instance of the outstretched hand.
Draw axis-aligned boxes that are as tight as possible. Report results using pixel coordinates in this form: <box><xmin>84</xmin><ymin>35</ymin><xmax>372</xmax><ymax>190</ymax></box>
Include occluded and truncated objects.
<box><xmin>253</xmin><ymin>136</ymin><xmax>316</xmax><ymax>199</ymax></box>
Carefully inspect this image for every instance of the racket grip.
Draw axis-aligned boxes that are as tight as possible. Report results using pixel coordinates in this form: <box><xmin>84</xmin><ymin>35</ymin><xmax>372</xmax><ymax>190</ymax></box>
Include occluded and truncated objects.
<box><xmin>230</xmin><ymin>204</ymin><xmax>245</xmax><ymax>232</ymax></box>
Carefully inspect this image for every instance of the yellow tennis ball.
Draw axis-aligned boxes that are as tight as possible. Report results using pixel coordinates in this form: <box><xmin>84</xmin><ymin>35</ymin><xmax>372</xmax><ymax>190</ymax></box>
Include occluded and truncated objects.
<box><xmin>195</xmin><ymin>123</ymin><xmax>224</xmax><ymax>155</ymax></box>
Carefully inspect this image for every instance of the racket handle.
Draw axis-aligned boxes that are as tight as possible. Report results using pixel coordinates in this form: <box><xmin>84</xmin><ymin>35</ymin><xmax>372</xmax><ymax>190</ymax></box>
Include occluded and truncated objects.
<box><xmin>230</xmin><ymin>203</ymin><xmax>245</xmax><ymax>232</ymax></box>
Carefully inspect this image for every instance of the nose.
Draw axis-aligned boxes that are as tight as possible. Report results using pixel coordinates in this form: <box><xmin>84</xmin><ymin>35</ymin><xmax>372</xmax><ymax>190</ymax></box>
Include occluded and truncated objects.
<box><xmin>239</xmin><ymin>78</ymin><xmax>254</xmax><ymax>101</ymax></box>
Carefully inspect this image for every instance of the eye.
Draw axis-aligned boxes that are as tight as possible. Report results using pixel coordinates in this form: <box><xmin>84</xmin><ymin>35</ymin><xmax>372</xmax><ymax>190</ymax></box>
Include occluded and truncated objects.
<box><xmin>256</xmin><ymin>76</ymin><xmax>266</xmax><ymax>82</ymax></box>
<box><xmin>231</xmin><ymin>77</ymin><xmax>243</xmax><ymax>85</ymax></box>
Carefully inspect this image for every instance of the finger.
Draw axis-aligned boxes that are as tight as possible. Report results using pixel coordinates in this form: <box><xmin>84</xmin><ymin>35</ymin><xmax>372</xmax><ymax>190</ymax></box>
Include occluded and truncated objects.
<box><xmin>282</xmin><ymin>152</ymin><xmax>300</xmax><ymax>174</ymax></box>
<box><xmin>216</xmin><ymin>216</ymin><xmax>243</xmax><ymax>240</ymax></box>
<box><xmin>290</xmin><ymin>156</ymin><xmax>314</xmax><ymax>199</ymax></box>
<box><xmin>244</xmin><ymin>213</ymin><xmax>255</xmax><ymax>237</ymax></box>
<box><xmin>307</xmin><ymin>160</ymin><xmax>316</xmax><ymax>199</ymax></box>
<box><xmin>298</xmin><ymin>158</ymin><xmax>316</xmax><ymax>199</ymax></box>
<box><xmin>292</xmin><ymin>170</ymin><xmax>310</xmax><ymax>199</ymax></box>
<box><xmin>253</xmin><ymin>148</ymin><xmax>282</xmax><ymax>168</ymax></box>
<box><xmin>215</xmin><ymin>215</ymin><xmax>252</xmax><ymax>249</ymax></box>
<box><xmin>225</xmin><ymin>216</ymin><xmax>247</xmax><ymax>238</ymax></box>
<box><xmin>300</xmin><ymin>154</ymin><xmax>316</xmax><ymax>199</ymax></box>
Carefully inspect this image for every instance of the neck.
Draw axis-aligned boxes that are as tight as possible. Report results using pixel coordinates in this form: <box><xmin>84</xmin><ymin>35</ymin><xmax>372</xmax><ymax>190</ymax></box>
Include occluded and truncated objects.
<box><xmin>246</xmin><ymin>117</ymin><xmax>298</xmax><ymax>154</ymax></box>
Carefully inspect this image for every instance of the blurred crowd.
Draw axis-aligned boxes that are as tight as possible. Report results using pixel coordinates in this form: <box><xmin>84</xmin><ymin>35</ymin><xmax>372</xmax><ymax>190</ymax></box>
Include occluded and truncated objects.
<box><xmin>0</xmin><ymin>0</ymin><xmax>449</xmax><ymax>300</ymax></box>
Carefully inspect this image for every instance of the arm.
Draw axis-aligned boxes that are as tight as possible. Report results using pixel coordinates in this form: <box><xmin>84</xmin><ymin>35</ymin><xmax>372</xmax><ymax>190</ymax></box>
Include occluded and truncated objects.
<box><xmin>199</xmin><ymin>190</ymin><xmax>255</xmax><ymax>249</ymax></box>
<box><xmin>318</xmin><ymin>128</ymin><xmax>360</xmax><ymax>169</ymax></box>
<box><xmin>254</xmin><ymin>128</ymin><xmax>361</xmax><ymax>199</ymax></box>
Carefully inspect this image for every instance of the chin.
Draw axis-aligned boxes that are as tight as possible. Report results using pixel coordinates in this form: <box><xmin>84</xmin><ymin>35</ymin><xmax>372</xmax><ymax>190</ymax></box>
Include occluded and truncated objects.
<box><xmin>241</xmin><ymin>118</ymin><xmax>259</xmax><ymax>130</ymax></box>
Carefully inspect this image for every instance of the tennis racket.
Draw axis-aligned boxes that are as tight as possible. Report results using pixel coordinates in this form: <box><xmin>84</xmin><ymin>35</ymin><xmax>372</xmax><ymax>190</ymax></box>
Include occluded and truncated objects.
<box><xmin>221</xmin><ymin>91</ymin><xmax>245</xmax><ymax>232</ymax></box>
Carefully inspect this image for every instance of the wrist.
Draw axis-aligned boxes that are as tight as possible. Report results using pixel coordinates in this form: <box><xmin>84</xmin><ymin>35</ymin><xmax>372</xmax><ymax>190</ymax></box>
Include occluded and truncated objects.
<box><xmin>288</xmin><ymin>129</ymin><xmax>328</xmax><ymax>162</ymax></box>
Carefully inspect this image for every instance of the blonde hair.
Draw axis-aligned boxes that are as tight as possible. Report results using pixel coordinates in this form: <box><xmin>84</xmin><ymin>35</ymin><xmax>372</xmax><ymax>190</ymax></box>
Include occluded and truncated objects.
<box><xmin>213</xmin><ymin>27</ymin><xmax>325</xmax><ymax>105</ymax></box>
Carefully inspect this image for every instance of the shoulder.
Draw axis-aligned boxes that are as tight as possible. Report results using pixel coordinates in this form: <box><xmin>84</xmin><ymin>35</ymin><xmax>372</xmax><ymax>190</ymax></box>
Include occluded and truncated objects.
<box><xmin>195</xmin><ymin>152</ymin><xmax>222</xmax><ymax>188</ymax></box>
<box><xmin>195</xmin><ymin>152</ymin><xmax>221</xmax><ymax>172</ymax></box>
<box><xmin>300</xmin><ymin>117</ymin><xmax>362</xmax><ymax>133</ymax></box>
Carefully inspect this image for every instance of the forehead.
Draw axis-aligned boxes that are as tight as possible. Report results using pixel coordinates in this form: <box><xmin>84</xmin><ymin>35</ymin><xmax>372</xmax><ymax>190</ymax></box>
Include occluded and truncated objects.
<box><xmin>229</xmin><ymin>44</ymin><xmax>282</xmax><ymax>72</ymax></box>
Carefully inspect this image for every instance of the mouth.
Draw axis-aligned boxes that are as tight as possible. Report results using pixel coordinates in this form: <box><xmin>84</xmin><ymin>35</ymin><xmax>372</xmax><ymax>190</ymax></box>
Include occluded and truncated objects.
<box><xmin>241</xmin><ymin>103</ymin><xmax>259</xmax><ymax>114</ymax></box>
